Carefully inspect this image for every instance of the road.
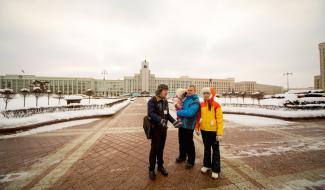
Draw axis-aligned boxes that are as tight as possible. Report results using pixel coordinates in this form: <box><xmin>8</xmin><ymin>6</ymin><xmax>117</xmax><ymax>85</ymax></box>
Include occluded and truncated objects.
<box><xmin>0</xmin><ymin>97</ymin><xmax>324</xmax><ymax>189</ymax></box>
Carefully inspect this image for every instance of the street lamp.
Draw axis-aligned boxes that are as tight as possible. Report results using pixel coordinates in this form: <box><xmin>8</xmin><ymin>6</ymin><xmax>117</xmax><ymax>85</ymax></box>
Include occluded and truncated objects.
<box><xmin>102</xmin><ymin>70</ymin><xmax>108</xmax><ymax>80</ymax></box>
<box><xmin>283</xmin><ymin>72</ymin><xmax>293</xmax><ymax>92</ymax></box>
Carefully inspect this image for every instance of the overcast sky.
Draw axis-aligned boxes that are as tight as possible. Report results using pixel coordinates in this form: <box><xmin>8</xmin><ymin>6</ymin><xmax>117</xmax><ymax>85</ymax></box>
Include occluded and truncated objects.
<box><xmin>0</xmin><ymin>0</ymin><xmax>324</xmax><ymax>88</ymax></box>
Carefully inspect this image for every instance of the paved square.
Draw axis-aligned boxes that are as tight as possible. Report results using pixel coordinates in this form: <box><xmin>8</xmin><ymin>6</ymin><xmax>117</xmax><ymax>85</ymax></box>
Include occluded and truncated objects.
<box><xmin>0</xmin><ymin>98</ymin><xmax>324</xmax><ymax>189</ymax></box>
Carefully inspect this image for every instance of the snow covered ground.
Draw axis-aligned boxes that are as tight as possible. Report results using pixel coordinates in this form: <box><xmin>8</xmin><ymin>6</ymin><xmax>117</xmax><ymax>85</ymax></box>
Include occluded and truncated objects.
<box><xmin>214</xmin><ymin>96</ymin><xmax>325</xmax><ymax>106</ymax></box>
<box><xmin>222</xmin><ymin>106</ymin><xmax>325</xmax><ymax>119</ymax></box>
<box><xmin>0</xmin><ymin>118</ymin><xmax>99</xmax><ymax>139</ymax></box>
<box><xmin>0</xmin><ymin>99</ymin><xmax>130</xmax><ymax>129</ymax></box>
<box><xmin>223</xmin><ymin>114</ymin><xmax>295</xmax><ymax>127</ymax></box>
<box><xmin>215</xmin><ymin>97</ymin><xmax>285</xmax><ymax>106</ymax></box>
<box><xmin>0</xmin><ymin>95</ymin><xmax>117</xmax><ymax>111</ymax></box>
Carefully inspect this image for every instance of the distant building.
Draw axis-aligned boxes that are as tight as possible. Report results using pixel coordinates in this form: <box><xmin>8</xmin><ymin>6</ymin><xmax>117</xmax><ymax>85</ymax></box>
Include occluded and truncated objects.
<box><xmin>314</xmin><ymin>75</ymin><xmax>321</xmax><ymax>89</ymax></box>
<box><xmin>0</xmin><ymin>60</ymin><xmax>283</xmax><ymax>96</ymax></box>
<box><xmin>318</xmin><ymin>42</ymin><xmax>325</xmax><ymax>90</ymax></box>
<box><xmin>315</xmin><ymin>42</ymin><xmax>325</xmax><ymax>90</ymax></box>
<box><xmin>235</xmin><ymin>81</ymin><xmax>283</xmax><ymax>95</ymax></box>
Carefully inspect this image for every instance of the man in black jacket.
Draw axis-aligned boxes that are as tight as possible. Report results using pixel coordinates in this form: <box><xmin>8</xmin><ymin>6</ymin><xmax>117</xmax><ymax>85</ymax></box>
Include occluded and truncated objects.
<box><xmin>147</xmin><ymin>84</ymin><xmax>180</xmax><ymax>180</ymax></box>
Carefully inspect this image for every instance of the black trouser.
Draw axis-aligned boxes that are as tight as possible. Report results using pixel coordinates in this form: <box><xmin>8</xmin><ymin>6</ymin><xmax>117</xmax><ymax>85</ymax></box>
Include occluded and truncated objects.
<box><xmin>178</xmin><ymin>127</ymin><xmax>196</xmax><ymax>165</ymax></box>
<box><xmin>201</xmin><ymin>130</ymin><xmax>220</xmax><ymax>173</ymax></box>
<box><xmin>149</xmin><ymin>127</ymin><xmax>167</xmax><ymax>171</ymax></box>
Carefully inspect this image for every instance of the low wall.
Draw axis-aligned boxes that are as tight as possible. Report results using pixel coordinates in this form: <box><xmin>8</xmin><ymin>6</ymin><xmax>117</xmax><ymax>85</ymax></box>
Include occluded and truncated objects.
<box><xmin>1</xmin><ymin>98</ymin><xmax>127</xmax><ymax>118</ymax></box>
<box><xmin>0</xmin><ymin>99</ymin><xmax>129</xmax><ymax>134</ymax></box>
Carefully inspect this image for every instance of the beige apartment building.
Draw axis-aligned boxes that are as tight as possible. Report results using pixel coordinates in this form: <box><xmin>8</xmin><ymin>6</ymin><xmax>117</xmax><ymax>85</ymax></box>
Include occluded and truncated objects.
<box><xmin>318</xmin><ymin>42</ymin><xmax>325</xmax><ymax>90</ymax></box>
<box><xmin>0</xmin><ymin>60</ymin><xmax>283</xmax><ymax>96</ymax></box>
<box><xmin>314</xmin><ymin>42</ymin><xmax>325</xmax><ymax>90</ymax></box>
<box><xmin>234</xmin><ymin>81</ymin><xmax>283</xmax><ymax>95</ymax></box>
<box><xmin>314</xmin><ymin>75</ymin><xmax>321</xmax><ymax>89</ymax></box>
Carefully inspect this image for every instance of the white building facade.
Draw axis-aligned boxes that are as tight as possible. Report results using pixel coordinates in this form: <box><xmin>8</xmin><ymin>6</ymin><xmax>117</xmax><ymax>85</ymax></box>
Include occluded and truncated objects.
<box><xmin>0</xmin><ymin>60</ymin><xmax>283</xmax><ymax>96</ymax></box>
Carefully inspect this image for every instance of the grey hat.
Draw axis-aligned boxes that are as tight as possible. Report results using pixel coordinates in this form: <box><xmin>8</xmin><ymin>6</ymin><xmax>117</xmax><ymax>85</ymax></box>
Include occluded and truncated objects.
<box><xmin>156</xmin><ymin>84</ymin><xmax>169</xmax><ymax>95</ymax></box>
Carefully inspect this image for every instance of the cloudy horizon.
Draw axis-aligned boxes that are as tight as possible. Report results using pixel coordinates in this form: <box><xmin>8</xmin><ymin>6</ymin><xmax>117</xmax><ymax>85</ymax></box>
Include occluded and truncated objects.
<box><xmin>0</xmin><ymin>0</ymin><xmax>324</xmax><ymax>88</ymax></box>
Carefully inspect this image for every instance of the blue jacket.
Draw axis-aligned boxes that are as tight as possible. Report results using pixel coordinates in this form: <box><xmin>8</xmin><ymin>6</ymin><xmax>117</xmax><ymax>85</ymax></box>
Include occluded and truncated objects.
<box><xmin>177</xmin><ymin>94</ymin><xmax>200</xmax><ymax>130</ymax></box>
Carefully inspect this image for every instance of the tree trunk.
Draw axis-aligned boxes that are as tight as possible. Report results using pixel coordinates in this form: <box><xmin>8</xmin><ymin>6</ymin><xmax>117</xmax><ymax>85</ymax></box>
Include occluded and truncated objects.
<box><xmin>23</xmin><ymin>95</ymin><xmax>26</xmax><ymax>107</ymax></box>
<box><xmin>36</xmin><ymin>96</ymin><xmax>39</xmax><ymax>107</ymax></box>
<box><xmin>5</xmin><ymin>99</ymin><xmax>8</xmax><ymax>110</ymax></box>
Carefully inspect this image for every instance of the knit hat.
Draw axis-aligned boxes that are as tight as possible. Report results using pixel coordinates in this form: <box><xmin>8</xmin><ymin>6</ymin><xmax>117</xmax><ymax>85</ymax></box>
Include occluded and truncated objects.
<box><xmin>156</xmin><ymin>84</ymin><xmax>169</xmax><ymax>95</ymax></box>
<box><xmin>175</xmin><ymin>88</ymin><xmax>187</xmax><ymax>98</ymax></box>
<box><xmin>201</xmin><ymin>87</ymin><xmax>211</xmax><ymax>95</ymax></box>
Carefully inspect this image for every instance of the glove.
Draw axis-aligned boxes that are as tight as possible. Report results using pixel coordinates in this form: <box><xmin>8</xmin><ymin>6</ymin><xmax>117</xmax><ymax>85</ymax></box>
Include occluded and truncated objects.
<box><xmin>173</xmin><ymin>121</ymin><xmax>182</xmax><ymax>128</ymax></box>
<box><xmin>216</xmin><ymin>135</ymin><xmax>223</xmax><ymax>141</ymax></box>
<box><xmin>160</xmin><ymin>119</ymin><xmax>167</xmax><ymax>128</ymax></box>
<box><xmin>195</xmin><ymin>129</ymin><xmax>200</xmax><ymax>136</ymax></box>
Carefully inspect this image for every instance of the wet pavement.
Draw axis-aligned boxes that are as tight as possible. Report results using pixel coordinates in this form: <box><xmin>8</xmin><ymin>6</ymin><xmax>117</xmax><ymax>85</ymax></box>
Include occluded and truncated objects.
<box><xmin>0</xmin><ymin>98</ymin><xmax>324</xmax><ymax>190</ymax></box>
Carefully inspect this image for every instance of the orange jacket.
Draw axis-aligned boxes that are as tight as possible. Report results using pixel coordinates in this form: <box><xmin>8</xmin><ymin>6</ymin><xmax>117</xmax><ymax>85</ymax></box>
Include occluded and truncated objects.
<box><xmin>195</xmin><ymin>88</ymin><xmax>224</xmax><ymax>135</ymax></box>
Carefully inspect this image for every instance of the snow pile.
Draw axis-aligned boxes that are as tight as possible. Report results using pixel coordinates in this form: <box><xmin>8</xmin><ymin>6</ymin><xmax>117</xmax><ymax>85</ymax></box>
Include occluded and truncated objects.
<box><xmin>0</xmin><ymin>119</ymin><xmax>99</xmax><ymax>139</ymax></box>
<box><xmin>0</xmin><ymin>99</ymin><xmax>130</xmax><ymax>129</ymax></box>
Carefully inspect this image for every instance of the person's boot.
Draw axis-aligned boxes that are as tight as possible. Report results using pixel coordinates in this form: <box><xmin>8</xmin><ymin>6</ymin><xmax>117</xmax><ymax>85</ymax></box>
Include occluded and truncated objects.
<box><xmin>176</xmin><ymin>157</ymin><xmax>186</xmax><ymax>163</ymax></box>
<box><xmin>149</xmin><ymin>170</ymin><xmax>156</xmax><ymax>180</ymax></box>
<box><xmin>158</xmin><ymin>166</ymin><xmax>168</xmax><ymax>176</ymax></box>
<box><xmin>185</xmin><ymin>162</ymin><xmax>194</xmax><ymax>169</ymax></box>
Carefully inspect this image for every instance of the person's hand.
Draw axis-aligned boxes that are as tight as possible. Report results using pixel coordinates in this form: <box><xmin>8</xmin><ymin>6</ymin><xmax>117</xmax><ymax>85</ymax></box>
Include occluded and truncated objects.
<box><xmin>173</xmin><ymin>121</ymin><xmax>182</xmax><ymax>128</ymax></box>
<box><xmin>160</xmin><ymin>119</ymin><xmax>167</xmax><ymax>128</ymax></box>
<box><xmin>216</xmin><ymin>135</ymin><xmax>223</xmax><ymax>141</ymax></box>
<box><xmin>195</xmin><ymin>129</ymin><xmax>200</xmax><ymax>136</ymax></box>
<box><xmin>175</xmin><ymin>103</ymin><xmax>181</xmax><ymax>109</ymax></box>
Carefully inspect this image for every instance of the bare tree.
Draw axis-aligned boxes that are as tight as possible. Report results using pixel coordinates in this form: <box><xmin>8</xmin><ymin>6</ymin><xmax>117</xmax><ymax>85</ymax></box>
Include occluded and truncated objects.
<box><xmin>0</xmin><ymin>88</ymin><xmax>15</xmax><ymax>110</ymax></box>
<box><xmin>235</xmin><ymin>92</ymin><xmax>239</xmax><ymax>103</ymax></box>
<box><xmin>57</xmin><ymin>90</ymin><xmax>63</xmax><ymax>105</ymax></box>
<box><xmin>20</xmin><ymin>88</ymin><xmax>30</xmax><ymax>107</ymax></box>
<box><xmin>228</xmin><ymin>90</ymin><xmax>235</xmax><ymax>103</ymax></box>
<box><xmin>222</xmin><ymin>92</ymin><xmax>228</xmax><ymax>103</ymax></box>
<box><xmin>85</xmin><ymin>89</ymin><xmax>94</xmax><ymax>104</ymax></box>
<box><xmin>31</xmin><ymin>80</ymin><xmax>49</xmax><ymax>107</ymax></box>
<box><xmin>240</xmin><ymin>91</ymin><xmax>246</xmax><ymax>103</ymax></box>
<box><xmin>251</xmin><ymin>91</ymin><xmax>264</xmax><ymax>105</ymax></box>
<box><xmin>227</xmin><ymin>92</ymin><xmax>232</xmax><ymax>103</ymax></box>
<box><xmin>32</xmin><ymin>86</ymin><xmax>43</xmax><ymax>107</ymax></box>
<box><xmin>256</xmin><ymin>92</ymin><xmax>264</xmax><ymax>105</ymax></box>
<box><xmin>47</xmin><ymin>89</ymin><xmax>52</xmax><ymax>106</ymax></box>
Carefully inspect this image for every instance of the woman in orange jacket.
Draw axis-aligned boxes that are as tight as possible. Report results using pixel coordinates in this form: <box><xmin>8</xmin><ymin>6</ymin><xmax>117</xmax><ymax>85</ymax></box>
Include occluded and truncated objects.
<box><xmin>195</xmin><ymin>87</ymin><xmax>224</xmax><ymax>179</ymax></box>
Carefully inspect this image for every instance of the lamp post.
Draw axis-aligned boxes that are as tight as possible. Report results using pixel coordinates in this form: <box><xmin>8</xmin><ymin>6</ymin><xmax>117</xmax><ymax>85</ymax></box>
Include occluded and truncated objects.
<box><xmin>283</xmin><ymin>72</ymin><xmax>292</xmax><ymax>92</ymax></box>
<box><xmin>102</xmin><ymin>70</ymin><xmax>108</xmax><ymax>80</ymax></box>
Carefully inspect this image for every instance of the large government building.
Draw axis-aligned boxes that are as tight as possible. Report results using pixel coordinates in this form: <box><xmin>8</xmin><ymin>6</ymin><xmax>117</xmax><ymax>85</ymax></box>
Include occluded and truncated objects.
<box><xmin>0</xmin><ymin>60</ymin><xmax>283</xmax><ymax>96</ymax></box>
<box><xmin>314</xmin><ymin>42</ymin><xmax>325</xmax><ymax>90</ymax></box>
